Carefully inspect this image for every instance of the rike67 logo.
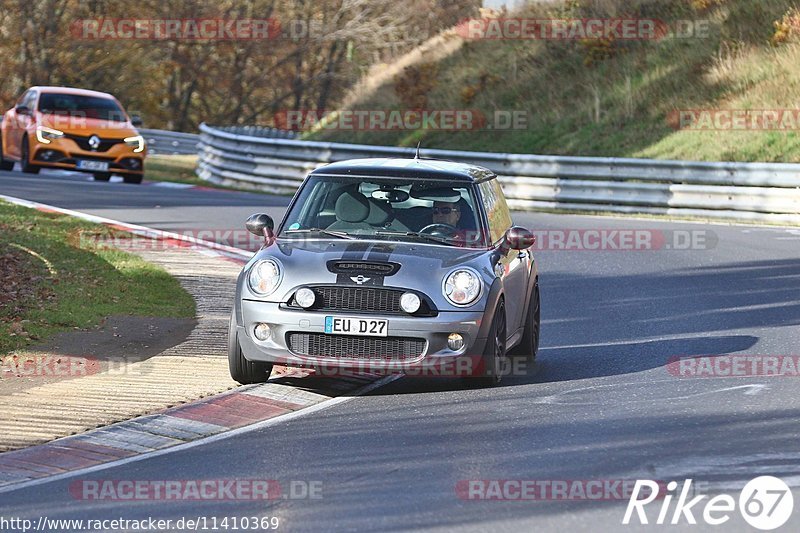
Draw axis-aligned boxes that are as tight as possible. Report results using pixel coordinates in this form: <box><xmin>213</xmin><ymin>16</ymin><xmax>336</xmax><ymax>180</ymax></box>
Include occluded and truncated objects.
<box><xmin>624</xmin><ymin>476</ymin><xmax>793</xmax><ymax>530</ymax></box>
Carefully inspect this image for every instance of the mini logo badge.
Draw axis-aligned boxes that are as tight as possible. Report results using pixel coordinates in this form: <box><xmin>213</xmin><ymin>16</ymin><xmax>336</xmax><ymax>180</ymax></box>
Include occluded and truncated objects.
<box><xmin>350</xmin><ymin>275</ymin><xmax>371</xmax><ymax>285</ymax></box>
<box><xmin>88</xmin><ymin>135</ymin><xmax>101</xmax><ymax>150</ymax></box>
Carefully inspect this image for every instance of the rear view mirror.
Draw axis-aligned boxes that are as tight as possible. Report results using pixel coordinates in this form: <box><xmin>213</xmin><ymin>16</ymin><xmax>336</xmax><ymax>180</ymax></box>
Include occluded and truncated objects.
<box><xmin>130</xmin><ymin>115</ymin><xmax>143</xmax><ymax>127</ymax></box>
<box><xmin>371</xmin><ymin>189</ymin><xmax>409</xmax><ymax>203</ymax></box>
<box><xmin>15</xmin><ymin>105</ymin><xmax>30</xmax><ymax>116</ymax></box>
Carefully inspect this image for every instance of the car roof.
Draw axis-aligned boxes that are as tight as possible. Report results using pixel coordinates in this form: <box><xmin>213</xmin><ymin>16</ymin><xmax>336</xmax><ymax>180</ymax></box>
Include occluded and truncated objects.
<box><xmin>28</xmin><ymin>86</ymin><xmax>117</xmax><ymax>100</ymax></box>
<box><xmin>309</xmin><ymin>158</ymin><xmax>496</xmax><ymax>183</ymax></box>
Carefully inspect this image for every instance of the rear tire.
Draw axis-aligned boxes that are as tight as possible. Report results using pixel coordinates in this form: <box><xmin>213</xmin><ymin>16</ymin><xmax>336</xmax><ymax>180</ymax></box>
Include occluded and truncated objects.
<box><xmin>228</xmin><ymin>312</ymin><xmax>273</xmax><ymax>384</ymax></box>
<box><xmin>123</xmin><ymin>174</ymin><xmax>143</xmax><ymax>184</ymax></box>
<box><xmin>20</xmin><ymin>137</ymin><xmax>39</xmax><ymax>174</ymax></box>
<box><xmin>0</xmin><ymin>133</ymin><xmax>14</xmax><ymax>171</ymax></box>
<box><xmin>93</xmin><ymin>172</ymin><xmax>111</xmax><ymax>182</ymax></box>
<box><xmin>509</xmin><ymin>282</ymin><xmax>540</xmax><ymax>369</ymax></box>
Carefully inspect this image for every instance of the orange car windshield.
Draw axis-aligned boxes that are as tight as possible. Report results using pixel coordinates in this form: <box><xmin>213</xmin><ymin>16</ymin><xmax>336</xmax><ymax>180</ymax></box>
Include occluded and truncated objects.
<box><xmin>37</xmin><ymin>93</ymin><xmax>126</xmax><ymax>121</ymax></box>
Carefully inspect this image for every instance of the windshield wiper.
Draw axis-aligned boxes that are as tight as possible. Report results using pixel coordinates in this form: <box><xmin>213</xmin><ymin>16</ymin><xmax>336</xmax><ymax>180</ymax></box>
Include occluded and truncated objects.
<box><xmin>374</xmin><ymin>230</ymin><xmax>457</xmax><ymax>246</ymax></box>
<box><xmin>282</xmin><ymin>228</ymin><xmax>355</xmax><ymax>240</ymax></box>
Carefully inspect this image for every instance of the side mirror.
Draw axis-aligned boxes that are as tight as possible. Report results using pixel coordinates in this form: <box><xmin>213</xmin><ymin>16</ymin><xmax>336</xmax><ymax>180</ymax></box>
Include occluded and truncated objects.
<box><xmin>130</xmin><ymin>115</ymin><xmax>143</xmax><ymax>127</ymax></box>
<box><xmin>15</xmin><ymin>106</ymin><xmax>30</xmax><ymax>116</ymax></box>
<box><xmin>246</xmin><ymin>213</ymin><xmax>275</xmax><ymax>241</ymax></box>
<box><xmin>504</xmin><ymin>226</ymin><xmax>535</xmax><ymax>251</ymax></box>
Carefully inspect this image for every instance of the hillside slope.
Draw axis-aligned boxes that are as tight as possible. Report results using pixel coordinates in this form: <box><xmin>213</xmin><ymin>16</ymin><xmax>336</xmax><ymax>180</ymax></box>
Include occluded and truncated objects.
<box><xmin>310</xmin><ymin>0</ymin><xmax>800</xmax><ymax>162</ymax></box>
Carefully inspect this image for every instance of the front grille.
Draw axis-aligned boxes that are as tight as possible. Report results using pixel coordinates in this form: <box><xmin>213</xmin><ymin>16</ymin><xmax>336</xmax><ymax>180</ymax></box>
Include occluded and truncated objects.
<box><xmin>287</xmin><ymin>333</ymin><xmax>426</xmax><ymax>360</ymax></box>
<box><xmin>64</xmin><ymin>133</ymin><xmax>125</xmax><ymax>152</ymax></box>
<box><xmin>312</xmin><ymin>286</ymin><xmax>403</xmax><ymax>314</ymax></box>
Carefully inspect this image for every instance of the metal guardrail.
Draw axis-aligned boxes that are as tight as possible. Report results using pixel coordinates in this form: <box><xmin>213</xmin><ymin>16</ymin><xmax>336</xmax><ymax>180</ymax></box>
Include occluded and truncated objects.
<box><xmin>205</xmin><ymin>125</ymin><xmax>298</xmax><ymax>140</ymax></box>
<box><xmin>140</xmin><ymin>128</ymin><xmax>200</xmax><ymax>156</ymax></box>
<box><xmin>96</xmin><ymin>127</ymin><xmax>292</xmax><ymax>156</ymax></box>
<box><xmin>197</xmin><ymin>123</ymin><xmax>800</xmax><ymax>224</ymax></box>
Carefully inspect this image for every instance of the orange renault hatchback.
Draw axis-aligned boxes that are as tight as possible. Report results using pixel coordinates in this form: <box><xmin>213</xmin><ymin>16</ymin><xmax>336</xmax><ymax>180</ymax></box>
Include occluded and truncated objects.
<box><xmin>0</xmin><ymin>86</ymin><xmax>146</xmax><ymax>183</ymax></box>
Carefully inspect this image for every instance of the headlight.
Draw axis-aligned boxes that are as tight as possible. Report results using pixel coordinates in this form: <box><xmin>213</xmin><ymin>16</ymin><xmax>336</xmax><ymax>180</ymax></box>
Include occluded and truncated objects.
<box><xmin>124</xmin><ymin>135</ymin><xmax>145</xmax><ymax>153</ymax></box>
<box><xmin>247</xmin><ymin>259</ymin><xmax>282</xmax><ymax>296</ymax></box>
<box><xmin>443</xmin><ymin>268</ymin><xmax>482</xmax><ymax>306</ymax></box>
<box><xmin>36</xmin><ymin>126</ymin><xmax>64</xmax><ymax>144</ymax></box>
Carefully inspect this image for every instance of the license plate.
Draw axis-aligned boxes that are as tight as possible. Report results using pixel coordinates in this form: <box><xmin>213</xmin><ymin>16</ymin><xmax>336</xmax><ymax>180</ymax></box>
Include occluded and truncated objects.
<box><xmin>324</xmin><ymin>316</ymin><xmax>388</xmax><ymax>337</ymax></box>
<box><xmin>76</xmin><ymin>160</ymin><xmax>109</xmax><ymax>171</ymax></box>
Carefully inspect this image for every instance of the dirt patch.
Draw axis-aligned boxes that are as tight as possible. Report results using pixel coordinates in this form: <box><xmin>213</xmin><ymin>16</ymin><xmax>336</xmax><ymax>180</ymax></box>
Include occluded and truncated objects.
<box><xmin>0</xmin><ymin>315</ymin><xmax>197</xmax><ymax>395</ymax></box>
<box><xmin>0</xmin><ymin>244</ymin><xmax>56</xmax><ymax>342</ymax></box>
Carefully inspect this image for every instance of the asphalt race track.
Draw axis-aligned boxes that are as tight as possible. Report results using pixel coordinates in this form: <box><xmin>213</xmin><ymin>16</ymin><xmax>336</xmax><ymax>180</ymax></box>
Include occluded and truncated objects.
<box><xmin>2</xmin><ymin>168</ymin><xmax>800</xmax><ymax>531</ymax></box>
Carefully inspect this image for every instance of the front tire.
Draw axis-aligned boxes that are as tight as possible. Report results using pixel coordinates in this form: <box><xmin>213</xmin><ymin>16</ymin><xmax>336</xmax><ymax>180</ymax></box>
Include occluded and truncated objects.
<box><xmin>93</xmin><ymin>172</ymin><xmax>111</xmax><ymax>182</ymax></box>
<box><xmin>228</xmin><ymin>312</ymin><xmax>272</xmax><ymax>384</ymax></box>
<box><xmin>475</xmin><ymin>300</ymin><xmax>507</xmax><ymax>387</ymax></box>
<box><xmin>20</xmin><ymin>137</ymin><xmax>39</xmax><ymax>174</ymax></box>
<box><xmin>0</xmin><ymin>133</ymin><xmax>14</xmax><ymax>171</ymax></box>
<box><xmin>123</xmin><ymin>174</ymin><xmax>143</xmax><ymax>184</ymax></box>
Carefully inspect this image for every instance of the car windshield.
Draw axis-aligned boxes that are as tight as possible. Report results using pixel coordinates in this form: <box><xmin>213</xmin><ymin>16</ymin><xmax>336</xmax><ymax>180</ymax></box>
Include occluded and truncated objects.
<box><xmin>37</xmin><ymin>93</ymin><xmax>127</xmax><ymax>121</ymax></box>
<box><xmin>280</xmin><ymin>175</ymin><xmax>488</xmax><ymax>247</ymax></box>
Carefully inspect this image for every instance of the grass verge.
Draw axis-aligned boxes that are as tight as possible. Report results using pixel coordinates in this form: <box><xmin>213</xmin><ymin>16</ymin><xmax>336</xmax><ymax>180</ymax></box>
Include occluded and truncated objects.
<box><xmin>0</xmin><ymin>201</ymin><xmax>196</xmax><ymax>355</ymax></box>
<box><xmin>144</xmin><ymin>154</ymin><xmax>203</xmax><ymax>185</ymax></box>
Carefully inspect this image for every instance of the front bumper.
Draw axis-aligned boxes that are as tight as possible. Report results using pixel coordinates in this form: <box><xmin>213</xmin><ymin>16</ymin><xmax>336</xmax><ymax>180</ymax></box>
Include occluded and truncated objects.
<box><xmin>31</xmin><ymin>138</ymin><xmax>145</xmax><ymax>175</ymax></box>
<box><xmin>237</xmin><ymin>299</ymin><xmax>489</xmax><ymax>372</ymax></box>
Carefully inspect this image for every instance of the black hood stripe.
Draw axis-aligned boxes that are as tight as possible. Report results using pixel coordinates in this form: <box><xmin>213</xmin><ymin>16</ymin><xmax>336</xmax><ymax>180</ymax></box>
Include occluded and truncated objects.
<box><xmin>365</xmin><ymin>243</ymin><xmax>395</xmax><ymax>263</ymax></box>
<box><xmin>334</xmin><ymin>242</ymin><xmax>395</xmax><ymax>286</ymax></box>
<box><xmin>341</xmin><ymin>242</ymin><xmax>371</xmax><ymax>261</ymax></box>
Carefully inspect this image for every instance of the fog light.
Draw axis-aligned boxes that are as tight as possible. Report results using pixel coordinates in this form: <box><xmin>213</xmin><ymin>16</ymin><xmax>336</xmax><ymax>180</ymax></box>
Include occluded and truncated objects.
<box><xmin>447</xmin><ymin>333</ymin><xmax>464</xmax><ymax>351</ymax></box>
<box><xmin>38</xmin><ymin>150</ymin><xmax>60</xmax><ymax>161</ymax></box>
<box><xmin>121</xmin><ymin>158</ymin><xmax>142</xmax><ymax>170</ymax></box>
<box><xmin>253</xmin><ymin>323</ymin><xmax>272</xmax><ymax>341</ymax></box>
<box><xmin>400</xmin><ymin>292</ymin><xmax>421</xmax><ymax>314</ymax></box>
<box><xmin>295</xmin><ymin>287</ymin><xmax>316</xmax><ymax>308</ymax></box>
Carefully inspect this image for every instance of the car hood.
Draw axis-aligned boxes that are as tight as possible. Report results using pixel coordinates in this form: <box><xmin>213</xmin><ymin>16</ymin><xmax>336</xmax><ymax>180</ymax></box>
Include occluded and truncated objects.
<box><xmin>243</xmin><ymin>238</ymin><xmax>498</xmax><ymax>310</ymax></box>
<box><xmin>38</xmin><ymin>114</ymin><xmax>138</xmax><ymax>138</ymax></box>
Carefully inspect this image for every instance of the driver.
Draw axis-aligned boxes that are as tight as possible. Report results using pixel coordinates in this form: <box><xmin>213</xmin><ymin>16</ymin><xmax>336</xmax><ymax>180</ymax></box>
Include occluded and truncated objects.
<box><xmin>432</xmin><ymin>201</ymin><xmax>461</xmax><ymax>227</ymax></box>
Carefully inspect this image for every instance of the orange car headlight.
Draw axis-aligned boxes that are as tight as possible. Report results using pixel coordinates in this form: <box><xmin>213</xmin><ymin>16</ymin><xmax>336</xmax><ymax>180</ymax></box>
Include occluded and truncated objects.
<box><xmin>36</xmin><ymin>126</ymin><xmax>64</xmax><ymax>144</ymax></box>
<box><xmin>124</xmin><ymin>135</ymin><xmax>145</xmax><ymax>153</ymax></box>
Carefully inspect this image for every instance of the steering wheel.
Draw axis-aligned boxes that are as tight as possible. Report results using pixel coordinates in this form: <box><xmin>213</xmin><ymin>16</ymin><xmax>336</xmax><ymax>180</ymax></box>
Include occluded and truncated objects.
<box><xmin>419</xmin><ymin>223</ymin><xmax>458</xmax><ymax>238</ymax></box>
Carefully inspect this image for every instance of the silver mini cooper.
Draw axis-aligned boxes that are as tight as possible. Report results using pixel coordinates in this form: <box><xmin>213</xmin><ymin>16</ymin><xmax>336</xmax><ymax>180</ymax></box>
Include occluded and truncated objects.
<box><xmin>229</xmin><ymin>157</ymin><xmax>540</xmax><ymax>386</ymax></box>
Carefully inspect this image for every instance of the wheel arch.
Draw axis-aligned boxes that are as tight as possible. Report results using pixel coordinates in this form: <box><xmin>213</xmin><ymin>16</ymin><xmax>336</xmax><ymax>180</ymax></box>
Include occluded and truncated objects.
<box><xmin>476</xmin><ymin>277</ymin><xmax>504</xmax><ymax>341</ymax></box>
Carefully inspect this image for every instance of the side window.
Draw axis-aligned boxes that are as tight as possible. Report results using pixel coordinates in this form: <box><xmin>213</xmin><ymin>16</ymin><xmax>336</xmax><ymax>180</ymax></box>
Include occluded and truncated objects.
<box><xmin>478</xmin><ymin>179</ymin><xmax>512</xmax><ymax>244</ymax></box>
